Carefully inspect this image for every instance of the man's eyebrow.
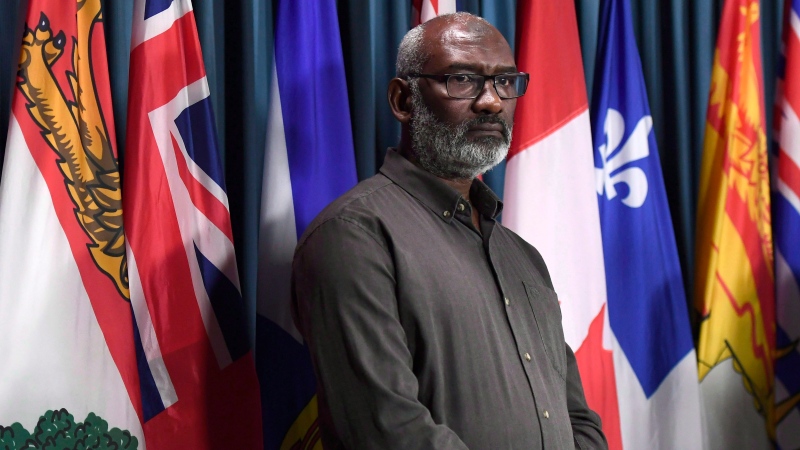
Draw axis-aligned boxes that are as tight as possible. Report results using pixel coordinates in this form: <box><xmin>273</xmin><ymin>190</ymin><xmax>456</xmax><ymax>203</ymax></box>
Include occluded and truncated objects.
<box><xmin>445</xmin><ymin>63</ymin><xmax>518</xmax><ymax>73</ymax></box>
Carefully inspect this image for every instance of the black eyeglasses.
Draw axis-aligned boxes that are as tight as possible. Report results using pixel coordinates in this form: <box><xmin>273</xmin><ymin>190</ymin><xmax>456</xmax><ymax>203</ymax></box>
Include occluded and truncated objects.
<box><xmin>406</xmin><ymin>72</ymin><xmax>529</xmax><ymax>99</ymax></box>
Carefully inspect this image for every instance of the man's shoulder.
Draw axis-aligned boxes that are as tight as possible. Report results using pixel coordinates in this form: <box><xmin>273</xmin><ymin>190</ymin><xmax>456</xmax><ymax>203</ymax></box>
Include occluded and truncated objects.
<box><xmin>297</xmin><ymin>173</ymin><xmax>396</xmax><ymax>248</ymax></box>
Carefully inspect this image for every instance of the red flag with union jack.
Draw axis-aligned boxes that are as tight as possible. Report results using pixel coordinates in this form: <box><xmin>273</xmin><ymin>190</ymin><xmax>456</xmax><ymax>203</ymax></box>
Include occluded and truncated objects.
<box><xmin>123</xmin><ymin>0</ymin><xmax>262</xmax><ymax>447</ymax></box>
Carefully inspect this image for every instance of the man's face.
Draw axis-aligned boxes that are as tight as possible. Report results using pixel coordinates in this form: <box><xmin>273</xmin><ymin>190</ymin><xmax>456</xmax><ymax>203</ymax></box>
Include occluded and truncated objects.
<box><xmin>409</xmin><ymin>23</ymin><xmax>518</xmax><ymax>180</ymax></box>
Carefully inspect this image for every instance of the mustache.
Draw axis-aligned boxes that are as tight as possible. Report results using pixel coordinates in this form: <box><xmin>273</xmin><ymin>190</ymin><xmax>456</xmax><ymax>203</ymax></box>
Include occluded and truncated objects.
<box><xmin>461</xmin><ymin>115</ymin><xmax>512</xmax><ymax>141</ymax></box>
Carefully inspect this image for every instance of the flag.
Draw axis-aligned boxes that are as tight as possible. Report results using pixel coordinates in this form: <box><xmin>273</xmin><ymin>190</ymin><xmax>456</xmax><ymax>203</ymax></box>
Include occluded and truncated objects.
<box><xmin>123</xmin><ymin>0</ymin><xmax>261</xmax><ymax>447</ymax></box>
<box><xmin>590</xmin><ymin>0</ymin><xmax>703</xmax><ymax>448</ymax></box>
<box><xmin>0</xmin><ymin>0</ymin><xmax>144</xmax><ymax>445</ymax></box>
<box><xmin>412</xmin><ymin>0</ymin><xmax>457</xmax><ymax>26</ymax></box>
<box><xmin>256</xmin><ymin>0</ymin><xmax>358</xmax><ymax>448</ymax></box>
<box><xmin>502</xmin><ymin>0</ymin><xmax>617</xmax><ymax>447</ymax></box>
<box><xmin>773</xmin><ymin>0</ymin><xmax>800</xmax><ymax>447</ymax></box>
<box><xmin>695</xmin><ymin>1</ymin><xmax>782</xmax><ymax>448</ymax></box>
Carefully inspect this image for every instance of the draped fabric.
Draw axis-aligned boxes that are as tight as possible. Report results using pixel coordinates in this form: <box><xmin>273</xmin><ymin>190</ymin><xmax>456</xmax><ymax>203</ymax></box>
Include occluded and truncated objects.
<box><xmin>0</xmin><ymin>0</ymin><xmax>791</xmax><ymax>445</ymax></box>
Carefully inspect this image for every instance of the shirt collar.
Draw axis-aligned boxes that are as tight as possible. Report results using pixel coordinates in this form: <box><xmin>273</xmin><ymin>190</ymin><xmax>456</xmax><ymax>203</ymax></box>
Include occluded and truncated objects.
<box><xmin>379</xmin><ymin>148</ymin><xmax>504</xmax><ymax>222</ymax></box>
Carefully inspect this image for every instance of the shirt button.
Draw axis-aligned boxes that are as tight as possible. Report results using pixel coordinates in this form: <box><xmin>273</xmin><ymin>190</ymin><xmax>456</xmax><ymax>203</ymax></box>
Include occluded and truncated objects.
<box><xmin>443</xmin><ymin>210</ymin><xmax>451</xmax><ymax>217</ymax></box>
<box><xmin>504</xmin><ymin>297</ymin><xmax>510</xmax><ymax>306</ymax></box>
<box><xmin>524</xmin><ymin>352</ymin><xmax>531</xmax><ymax>361</ymax></box>
<box><xmin>457</xmin><ymin>203</ymin><xmax>465</xmax><ymax>212</ymax></box>
<box><xmin>543</xmin><ymin>410</ymin><xmax>550</xmax><ymax>419</ymax></box>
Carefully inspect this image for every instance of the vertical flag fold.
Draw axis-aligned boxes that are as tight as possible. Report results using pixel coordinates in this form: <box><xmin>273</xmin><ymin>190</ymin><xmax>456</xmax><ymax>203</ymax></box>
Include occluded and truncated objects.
<box><xmin>256</xmin><ymin>0</ymin><xmax>358</xmax><ymax>448</ymax></box>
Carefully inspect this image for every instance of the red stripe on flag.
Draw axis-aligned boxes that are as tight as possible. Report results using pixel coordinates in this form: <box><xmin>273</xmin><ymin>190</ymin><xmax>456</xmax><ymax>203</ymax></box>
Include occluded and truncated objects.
<box><xmin>128</xmin><ymin>12</ymin><xmax>207</xmax><ymax>112</ymax></box>
<box><xmin>783</xmin><ymin>28</ymin><xmax>800</xmax><ymax>119</ymax></box>
<box><xmin>723</xmin><ymin>184</ymin><xmax>775</xmax><ymax>350</ymax></box>
<box><xmin>779</xmin><ymin>151</ymin><xmax>800</xmax><ymax>203</ymax></box>
<box><xmin>509</xmin><ymin>0</ymin><xmax>589</xmax><ymax>157</ymax></box>
<box><xmin>574</xmin><ymin>305</ymin><xmax>622</xmax><ymax>450</ymax></box>
<box><xmin>12</xmin><ymin>100</ymin><xmax>144</xmax><ymax>419</ymax></box>
<box><xmin>714</xmin><ymin>272</ymin><xmax>772</xmax><ymax>373</ymax></box>
<box><xmin>170</xmin><ymin>135</ymin><xmax>235</xmax><ymax>242</ymax></box>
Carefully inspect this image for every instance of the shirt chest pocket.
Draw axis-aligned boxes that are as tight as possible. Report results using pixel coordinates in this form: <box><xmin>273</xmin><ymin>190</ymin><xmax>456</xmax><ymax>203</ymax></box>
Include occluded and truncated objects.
<box><xmin>523</xmin><ymin>281</ymin><xmax>567</xmax><ymax>380</ymax></box>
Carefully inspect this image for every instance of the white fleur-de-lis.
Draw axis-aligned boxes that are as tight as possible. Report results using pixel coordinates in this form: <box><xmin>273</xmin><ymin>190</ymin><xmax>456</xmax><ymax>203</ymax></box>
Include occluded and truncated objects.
<box><xmin>595</xmin><ymin>108</ymin><xmax>652</xmax><ymax>208</ymax></box>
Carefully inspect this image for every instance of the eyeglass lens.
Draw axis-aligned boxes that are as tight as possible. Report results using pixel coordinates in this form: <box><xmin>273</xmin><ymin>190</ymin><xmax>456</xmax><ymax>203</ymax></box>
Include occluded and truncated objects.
<box><xmin>446</xmin><ymin>74</ymin><xmax>528</xmax><ymax>99</ymax></box>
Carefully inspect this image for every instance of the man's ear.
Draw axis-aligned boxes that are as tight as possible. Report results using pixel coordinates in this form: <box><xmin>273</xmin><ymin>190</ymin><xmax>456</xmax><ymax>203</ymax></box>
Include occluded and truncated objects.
<box><xmin>388</xmin><ymin>78</ymin><xmax>413</xmax><ymax>124</ymax></box>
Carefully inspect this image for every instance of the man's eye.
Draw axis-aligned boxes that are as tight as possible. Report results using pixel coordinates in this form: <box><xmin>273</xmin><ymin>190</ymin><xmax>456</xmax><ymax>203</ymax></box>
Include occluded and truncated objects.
<box><xmin>495</xmin><ymin>77</ymin><xmax>512</xmax><ymax>86</ymax></box>
<box><xmin>450</xmin><ymin>75</ymin><xmax>475</xmax><ymax>84</ymax></box>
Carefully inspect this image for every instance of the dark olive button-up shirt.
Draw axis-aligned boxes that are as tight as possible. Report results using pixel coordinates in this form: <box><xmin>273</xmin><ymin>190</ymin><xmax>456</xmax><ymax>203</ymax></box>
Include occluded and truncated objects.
<box><xmin>291</xmin><ymin>149</ymin><xmax>606</xmax><ymax>449</ymax></box>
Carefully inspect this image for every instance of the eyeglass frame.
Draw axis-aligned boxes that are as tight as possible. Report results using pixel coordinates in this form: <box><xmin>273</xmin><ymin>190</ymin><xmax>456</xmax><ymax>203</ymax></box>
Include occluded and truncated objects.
<box><xmin>405</xmin><ymin>72</ymin><xmax>530</xmax><ymax>99</ymax></box>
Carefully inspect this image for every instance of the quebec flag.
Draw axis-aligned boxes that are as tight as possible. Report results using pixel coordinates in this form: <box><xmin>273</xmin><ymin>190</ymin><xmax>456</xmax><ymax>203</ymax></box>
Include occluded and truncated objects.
<box><xmin>589</xmin><ymin>0</ymin><xmax>703</xmax><ymax>448</ymax></box>
<box><xmin>256</xmin><ymin>0</ymin><xmax>358</xmax><ymax>449</ymax></box>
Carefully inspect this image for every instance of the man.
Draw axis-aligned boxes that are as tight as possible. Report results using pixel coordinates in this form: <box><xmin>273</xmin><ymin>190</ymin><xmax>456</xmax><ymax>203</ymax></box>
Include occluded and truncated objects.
<box><xmin>291</xmin><ymin>12</ymin><xmax>606</xmax><ymax>449</ymax></box>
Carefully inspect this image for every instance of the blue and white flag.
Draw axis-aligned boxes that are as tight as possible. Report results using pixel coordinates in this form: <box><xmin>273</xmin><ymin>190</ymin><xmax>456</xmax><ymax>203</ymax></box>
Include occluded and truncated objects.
<box><xmin>589</xmin><ymin>0</ymin><xmax>703</xmax><ymax>448</ymax></box>
<box><xmin>256</xmin><ymin>1</ymin><xmax>358</xmax><ymax>448</ymax></box>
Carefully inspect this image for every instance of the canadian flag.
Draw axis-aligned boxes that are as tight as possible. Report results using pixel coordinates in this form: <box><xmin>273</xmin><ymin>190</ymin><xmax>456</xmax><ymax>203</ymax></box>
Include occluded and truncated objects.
<box><xmin>412</xmin><ymin>0</ymin><xmax>457</xmax><ymax>26</ymax></box>
<box><xmin>503</xmin><ymin>0</ymin><xmax>621</xmax><ymax>448</ymax></box>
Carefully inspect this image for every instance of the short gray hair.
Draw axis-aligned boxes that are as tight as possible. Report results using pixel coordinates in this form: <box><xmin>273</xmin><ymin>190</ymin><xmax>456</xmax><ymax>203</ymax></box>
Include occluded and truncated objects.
<box><xmin>395</xmin><ymin>12</ymin><xmax>493</xmax><ymax>78</ymax></box>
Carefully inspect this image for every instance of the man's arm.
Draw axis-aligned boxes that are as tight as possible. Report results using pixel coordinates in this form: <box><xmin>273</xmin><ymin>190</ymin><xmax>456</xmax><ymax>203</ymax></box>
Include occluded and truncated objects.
<box><xmin>565</xmin><ymin>344</ymin><xmax>608</xmax><ymax>449</ymax></box>
<box><xmin>292</xmin><ymin>217</ymin><xmax>468</xmax><ymax>450</ymax></box>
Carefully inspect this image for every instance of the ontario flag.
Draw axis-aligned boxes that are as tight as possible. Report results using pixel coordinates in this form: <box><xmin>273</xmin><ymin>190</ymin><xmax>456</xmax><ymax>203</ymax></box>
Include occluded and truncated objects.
<box><xmin>256</xmin><ymin>0</ymin><xmax>357</xmax><ymax>449</ymax></box>
<box><xmin>590</xmin><ymin>0</ymin><xmax>702</xmax><ymax>448</ymax></box>
<box><xmin>695</xmin><ymin>0</ymin><xmax>785</xmax><ymax>448</ymax></box>
<box><xmin>123</xmin><ymin>0</ymin><xmax>261</xmax><ymax>448</ymax></box>
<box><xmin>773</xmin><ymin>0</ymin><xmax>800</xmax><ymax>447</ymax></box>
<box><xmin>412</xmin><ymin>0</ymin><xmax>456</xmax><ymax>26</ymax></box>
<box><xmin>0</xmin><ymin>0</ymin><xmax>144</xmax><ymax>446</ymax></box>
<box><xmin>502</xmin><ymin>0</ymin><xmax>614</xmax><ymax>446</ymax></box>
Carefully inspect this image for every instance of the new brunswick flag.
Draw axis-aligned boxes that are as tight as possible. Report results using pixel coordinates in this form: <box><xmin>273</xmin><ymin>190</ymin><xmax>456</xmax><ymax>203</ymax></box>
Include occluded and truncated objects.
<box><xmin>695</xmin><ymin>0</ymin><xmax>798</xmax><ymax>447</ymax></box>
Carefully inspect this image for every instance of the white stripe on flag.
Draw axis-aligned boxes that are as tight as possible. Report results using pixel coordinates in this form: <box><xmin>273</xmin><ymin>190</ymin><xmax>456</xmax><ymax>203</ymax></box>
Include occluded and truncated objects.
<box><xmin>778</xmin><ymin>179</ymin><xmax>800</xmax><ymax>216</ymax></box>
<box><xmin>420</xmin><ymin>0</ymin><xmax>456</xmax><ymax>23</ymax></box>
<box><xmin>609</xmin><ymin>328</ymin><xmax>703</xmax><ymax>449</ymax></box>
<box><xmin>0</xmin><ymin>116</ymin><xmax>143</xmax><ymax>439</ymax></box>
<box><xmin>779</xmin><ymin>95</ymin><xmax>800</xmax><ymax>171</ymax></box>
<box><xmin>127</xmin><ymin>246</ymin><xmax>178</xmax><ymax>409</ymax></box>
<box><xmin>131</xmin><ymin>0</ymin><xmax>194</xmax><ymax>49</ymax></box>
<box><xmin>257</xmin><ymin>58</ymin><xmax>302</xmax><ymax>343</ymax></box>
<box><xmin>147</xmin><ymin>81</ymin><xmax>234</xmax><ymax>369</ymax></box>
<box><xmin>171</xmin><ymin>79</ymin><xmax>232</xmax><ymax>211</ymax></box>
<box><xmin>503</xmin><ymin>110</ymin><xmax>607</xmax><ymax>349</ymax></box>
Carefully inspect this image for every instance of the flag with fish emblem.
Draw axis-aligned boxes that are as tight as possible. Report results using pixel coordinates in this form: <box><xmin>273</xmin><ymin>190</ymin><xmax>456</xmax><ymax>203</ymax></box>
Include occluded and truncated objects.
<box><xmin>123</xmin><ymin>0</ymin><xmax>262</xmax><ymax>447</ymax></box>
<box><xmin>0</xmin><ymin>0</ymin><xmax>142</xmax><ymax>446</ymax></box>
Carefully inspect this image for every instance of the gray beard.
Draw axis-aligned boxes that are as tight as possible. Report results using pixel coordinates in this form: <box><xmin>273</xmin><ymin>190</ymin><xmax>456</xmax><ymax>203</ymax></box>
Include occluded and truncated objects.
<box><xmin>409</xmin><ymin>83</ymin><xmax>512</xmax><ymax>180</ymax></box>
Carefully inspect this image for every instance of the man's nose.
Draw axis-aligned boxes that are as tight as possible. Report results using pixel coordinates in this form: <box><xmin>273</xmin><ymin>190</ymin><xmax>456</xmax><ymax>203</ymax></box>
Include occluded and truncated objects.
<box><xmin>472</xmin><ymin>79</ymin><xmax>503</xmax><ymax>114</ymax></box>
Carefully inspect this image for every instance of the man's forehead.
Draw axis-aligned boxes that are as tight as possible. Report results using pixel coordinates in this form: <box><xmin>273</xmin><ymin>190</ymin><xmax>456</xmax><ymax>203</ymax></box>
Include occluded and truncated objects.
<box><xmin>424</xmin><ymin>18</ymin><xmax>503</xmax><ymax>48</ymax></box>
<box><xmin>421</xmin><ymin>20</ymin><xmax>514</xmax><ymax>70</ymax></box>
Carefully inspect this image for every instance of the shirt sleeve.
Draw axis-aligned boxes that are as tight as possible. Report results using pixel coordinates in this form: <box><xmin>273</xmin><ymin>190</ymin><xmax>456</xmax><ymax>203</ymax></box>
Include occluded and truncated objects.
<box><xmin>291</xmin><ymin>217</ymin><xmax>469</xmax><ymax>450</ymax></box>
<box><xmin>565</xmin><ymin>343</ymin><xmax>609</xmax><ymax>449</ymax></box>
